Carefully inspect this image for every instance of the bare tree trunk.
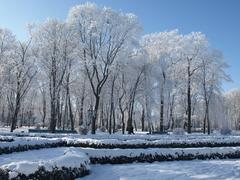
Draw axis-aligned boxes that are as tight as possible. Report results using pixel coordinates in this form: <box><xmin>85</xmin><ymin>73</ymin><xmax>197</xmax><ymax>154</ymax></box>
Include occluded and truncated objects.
<box><xmin>160</xmin><ymin>72</ymin><xmax>166</xmax><ymax>133</ymax></box>
<box><xmin>119</xmin><ymin>73</ymin><xmax>126</xmax><ymax>134</ymax></box>
<box><xmin>206</xmin><ymin>102</ymin><xmax>210</xmax><ymax>134</ymax></box>
<box><xmin>127</xmin><ymin>68</ymin><xmax>144</xmax><ymax>134</ymax></box>
<box><xmin>79</xmin><ymin>76</ymin><xmax>86</xmax><ymax>126</ymax></box>
<box><xmin>141</xmin><ymin>108</ymin><xmax>145</xmax><ymax>131</ymax></box>
<box><xmin>187</xmin><ymin>62</ymin><xmax>192</xmax><ymax>134</ymax></box>
<box><xmin>92</xmin><ymin>95</ymin><xmax>100</xmax><ymax>134</ymax></box>
<box><xmin>65</xmin><ymin>64</ymin><xmax>74</xmax><ymax>131</ymax></box>
<box><xmin>10</xmin><ymin>91</ymin><xmax>21</xmax><ymax>132</ymax></box>
<box><xmin>170</xmin><ymin>95</ymin><xmax>175</xmax><ymax>130</ymax></box>
<box><xmin>1</xmin><ymin>105</ymin><xmax>5</xmax><ymax>125</ymax></box>
<box><xmin>68</xmin><ymin>96</ymin><xmax>74</xmax><ymax>131</ymax></box>
<box><xmin>40</xmin><ymin>88</ymin><xmax>46</xmax><ymax>128</ymax></box>
<box><xmin>49</xmin><ymin>55</ymin><xmax>57</xmax><ymax>133</ymax></box>
<box><xmin>109</xmin><ymin>75</ymin><xmax>117</xmax><ymax>134</ymax></box>
<box><xmin>112</xmin><ymin>105</ymin><xmax>116</xmax><ymax>133</ymax></box>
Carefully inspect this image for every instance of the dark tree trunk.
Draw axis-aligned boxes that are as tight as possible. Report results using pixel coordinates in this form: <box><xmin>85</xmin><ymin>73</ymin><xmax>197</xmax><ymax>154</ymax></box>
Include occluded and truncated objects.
<box><xmin>187</xmin><ymin>63</ymin><xmax>192</xmax><ymax>134</ymax></box>
<box><xmin>49</xmin><ymin>55</ymin><xmax>57</xmax><ymax>133</ymax></box>
<box><xmin>10</xmin><ymin>79</ymin><xmax>21</xmax><ymax>132</ymax></box>
<box><xmin>170</xmin><ymin>95</ymin><xmax>175</xmax><ymax>130</ymax></box>
<box><xmin>109</xmin><ymin>75</ymin><xmax>117</xmax><ymax>134</ymax></box>
<box><xmin>160</xmin><ymin>99</ymin><xmax>164</xmax><ymax>132</ymax></box>
<box><xmin>10</xmin><ymin>95</ymin><xmax>21</xmax><ymax>132</ymax></box>
<box><xmin>79</xmin><ymin>73</ymin><xmax>86</xmax><ymax>126</ymax></box>
<box><xmin>121</xmin><ymin>113</ymin><xmax>125</xmax><ymax>134</ymax></box>
<box><xmin>41</xmin><ymin>90</ymin><xmax>46</xmax><ymax>128</ymax></box>
<box><xmin>100</xmin><ymin>100</ymin><xmax>104</xmax><ymax>128</ymax></box>
<box><xmin>91</xmin><ymin>95</ymin><xmax>100</xmax><ymax>134</ymax></box>
<box><xmin>127</xmin><ymin>69</ymin><xmax>143</xmax><ymax>134</ymax></box>
<box><xmin>160</xmin><ymin>72</ymin><xmax>166</xmax><ymax>132</ymax></box>
<box><xmin>141</xmin><ymin>108</ymin><xmax>145</xmax><ymax>131</ymax></box>
<box><xmin>206</xmin><ymin>102</ymin><xmax>210</xmax><ymax>135</ymax></box>
<box><xmin>68</xmin><ymin>95</ymin><xmax>74</xmax><ymax>131</ymax></box>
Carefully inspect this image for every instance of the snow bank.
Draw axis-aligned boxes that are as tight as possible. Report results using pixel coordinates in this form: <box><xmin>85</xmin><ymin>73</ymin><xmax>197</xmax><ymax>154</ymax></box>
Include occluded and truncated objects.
<box><xmin>80</xmin><ymin>160</ymin><xmax>240</xmax><ymax>180</ymax></box>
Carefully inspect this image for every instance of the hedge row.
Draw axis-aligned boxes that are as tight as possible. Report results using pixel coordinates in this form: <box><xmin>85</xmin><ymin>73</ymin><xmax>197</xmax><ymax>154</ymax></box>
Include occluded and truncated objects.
<box><xmin>0</xmin><ymin>137</ymin><xmax>14</xmax><ymax>142</ymax></box>
<box><xmin>72</xmin><ymin>141</ymin><xmax>240</xmax><ymax>149</ymax></box>
<box><xmin>3</xmin><ymin>140</ymin><xmax>240</xmax><ymax>155</ymax></box>
<box><xmin>0</xmin><ymin>141</ymin><xmax>68</xmax><ymax>155</ymax></box>
<box><xmin>89</xmin><ymin>151</ymin><xmax>240</xmax><ymax>164</ymax></box>
<box><xmin>0</xmin><ymin>165</ymin><xmax>90</xmax><ymax>180</ymax></box>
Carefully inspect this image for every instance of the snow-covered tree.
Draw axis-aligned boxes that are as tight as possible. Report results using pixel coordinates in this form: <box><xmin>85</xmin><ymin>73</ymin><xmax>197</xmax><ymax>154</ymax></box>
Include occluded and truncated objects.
<box><xmin>67</xmin><ymin>2</ymin><xmax>141</xmax><ymax>134</ymax></box>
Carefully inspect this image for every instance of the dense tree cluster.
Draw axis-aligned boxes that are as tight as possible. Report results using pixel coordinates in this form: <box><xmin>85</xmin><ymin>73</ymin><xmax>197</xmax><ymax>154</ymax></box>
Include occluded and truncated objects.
<box><xmin>0</xmin><ymin>3</ymin><xmax>233</xmax><ymax>134</ymax></box>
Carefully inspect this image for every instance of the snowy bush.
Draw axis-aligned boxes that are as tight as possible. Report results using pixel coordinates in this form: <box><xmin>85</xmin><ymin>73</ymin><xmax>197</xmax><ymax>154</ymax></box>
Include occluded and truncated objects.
<box><xmin>0</xmin><ymin>136</ymin><xmax>14</xmax><ymax>142</ymax></box>
<box><xmin>35</xmin><ymin>124</ymin><xmax>41</xmax><ymax>130</ymax></box>
<box><xmin>0</xmin><ymin>168</ymin><xmax>8</xmax><ymax>180</ymax></box>
<box><xmin>0</xmin><ymin>148</ymin><xmax>90</xmax><ymax>179</ymax></box>
<box><xmin>98</xmin><ymin>126</ymin><xmax>106</xmax><ymax>132</ymax></box>
<box><xmin>220</xmin><ymin>128</ymin><xmax>232</xmax><ymax>135</ymax></box>
<box><xmin>77</xmin><ymin>126</ymin><xmax>89</xmax><ymax>135</ymax></box>
<box><xmin>173</xmin><ymin>128</ymin><xmax>185</xmax><ymax>135</ymax></box>
<box><xmin>86</xmin><ymin>146</ymin><xmax>240</xmax><ymax>164</ymax></box>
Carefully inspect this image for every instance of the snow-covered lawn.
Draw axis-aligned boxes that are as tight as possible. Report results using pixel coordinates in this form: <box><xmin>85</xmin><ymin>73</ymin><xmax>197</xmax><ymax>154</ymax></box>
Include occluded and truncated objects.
<box><xmin>2</xmin><ymin>146</ymin><xmax>240</xmax><ymax>179</ymax></box>
<box><xmin>81</xmin><ymin>159</ymin><xmax>240</xmax><ymax>180</ymax></box>
<box><xmin>2</xmin><ymin>128</ymin><xmax>240</xmax><ymax>179</ymax></box>
<box><xmin>3</xmin><ymin>133</ymin><xmax>240</xmax><ymax>153</ymax></box>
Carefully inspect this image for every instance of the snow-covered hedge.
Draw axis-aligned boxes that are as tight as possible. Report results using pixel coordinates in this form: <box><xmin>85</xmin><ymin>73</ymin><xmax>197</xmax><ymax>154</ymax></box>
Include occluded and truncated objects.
<box><xmin>70</xmin><ymin>137</ymin><xmax>240</xmax><ymax>149</ymax></box>
<box><xmin>3</xmin><ymin>136</ymin><xmax>240</xmax><ymax>155</ymax></box>
<box><xmin>0</xmin><ymin>137</ymin><xmax>67</xmax><ymax>155</ymax></box>
<box><xmin>0</xmin><ymin>136</ymin><xmax>14</xmax><ymax>142</ymax></box>
<box><xmin>220</xmin><ymin>128</ymin><xmax>232</xmax><ymax>135</ymax></box>
<box><xmin>82</xmin><ymin>147</ymin><xmax>240</xmax><ymax>164</ymax></box>
<box><xmin>172</xmin><ymin>128</ymin><xmax>186</xmax><ymax>135</ymax></box>
<box><xmin>0</xmin><ymin>148</ymin><xmax>90</xmax><ymax>180</ymax></box>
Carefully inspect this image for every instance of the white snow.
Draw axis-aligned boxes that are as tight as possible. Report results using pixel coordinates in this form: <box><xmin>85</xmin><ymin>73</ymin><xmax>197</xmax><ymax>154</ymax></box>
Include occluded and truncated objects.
<box><xmin>0</xmin><ymin>147</ymin><xmax>90</xmax><ymax>177</ymax></box>
<box><xmin>2</xmin><ymin>129</ymin><xmax>240</xmax><ymax>179</ymax></box>
<box><xmin>3</xmin><ymin>134</ymin><xmax>240</xmax><ymax>151</ymax></box>
<box><xmin>80</xmin><ymin>159</ymin><xmax>240</xmax><ymax>180</ymax></box>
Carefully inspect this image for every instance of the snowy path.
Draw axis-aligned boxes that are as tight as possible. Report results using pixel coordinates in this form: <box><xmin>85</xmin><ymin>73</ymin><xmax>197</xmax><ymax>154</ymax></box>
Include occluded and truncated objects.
<box><xmin>0</xmin><ymin>147</ymin><xmax>73</xmax><ymax>165</ymax></box>
<box><xmin>81</xmin><ymin>160</ymin><xmax>240</xmax><ymax>180</ymax></box>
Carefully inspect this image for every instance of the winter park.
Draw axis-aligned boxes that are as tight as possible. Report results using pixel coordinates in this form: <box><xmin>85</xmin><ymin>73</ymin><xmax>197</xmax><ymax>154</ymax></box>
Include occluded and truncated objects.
<box><xmin>0</xmin><ymin>0</ymin><xmax>240</xmax><ymax>179</ymax></box>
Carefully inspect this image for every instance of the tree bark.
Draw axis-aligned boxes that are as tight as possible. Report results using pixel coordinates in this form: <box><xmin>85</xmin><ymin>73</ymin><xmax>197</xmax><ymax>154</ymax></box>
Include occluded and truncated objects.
<box><xmin>187</xmin><ymin>61</ymin><xmax>192</xmax><ymax>134</ymax></box>
<box><xmin>141</xmin><ymin>108</ymin><xmax>145</xmax><ymax>131</ymax></box>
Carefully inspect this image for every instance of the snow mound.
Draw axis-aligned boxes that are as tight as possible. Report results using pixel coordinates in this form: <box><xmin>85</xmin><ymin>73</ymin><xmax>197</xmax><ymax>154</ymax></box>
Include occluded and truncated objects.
<box><xmin>1</xmin><ymin>147</ymin><xmax>90</xmax><ymax>178</ymax></box>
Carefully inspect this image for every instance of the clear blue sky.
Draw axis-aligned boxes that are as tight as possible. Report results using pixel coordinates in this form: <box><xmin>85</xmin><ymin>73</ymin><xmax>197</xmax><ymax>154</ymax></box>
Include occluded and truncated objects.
<box><xmin>0</xmin><ymin>0</ymin><xmax>239</xmax><ymax>91</ymax></box>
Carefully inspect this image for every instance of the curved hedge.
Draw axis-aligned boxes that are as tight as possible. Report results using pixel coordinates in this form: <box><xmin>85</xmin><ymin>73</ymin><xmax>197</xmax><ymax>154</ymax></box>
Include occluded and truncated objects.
<box><xmin>0</xmin><ymin>165</ymin><xmax>90</xmax><ymax>180</ymax></box>
<box><xmin>89</xmin><ymin>150</ymin><xmax>240</xmax><ymax>164</ymax></box>
<box><xmin>3</xmin><ymin>139</ymin><xmax>240</xmax><ymax>155</ymax></box>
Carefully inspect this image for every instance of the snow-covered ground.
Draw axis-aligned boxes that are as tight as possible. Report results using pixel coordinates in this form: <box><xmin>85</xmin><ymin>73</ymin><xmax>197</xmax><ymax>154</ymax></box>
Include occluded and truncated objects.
<box><xmin>2</xmin><ymin>146</ymin><xmax>240</xmax><ymax>179</ymax></box>
<box><xmin>2</xmin><ymin>127</ymin><xmax>240</xmax><ymax>179</ymax></box>
<box><xmin>81</xmin><ymin>159</ymin><xmax>240</xmax><ymax>180</ymax></box>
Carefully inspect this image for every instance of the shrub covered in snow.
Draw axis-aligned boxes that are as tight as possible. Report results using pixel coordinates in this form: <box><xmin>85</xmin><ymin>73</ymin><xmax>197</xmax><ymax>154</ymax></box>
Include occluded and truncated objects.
<box><xmin>0</xmin><ymin>168</ymin><xmax>8</xmax><ymax>180</ymax></box>
<box><xmin>77</xmin><ymin>126</ymin><xmax>89</xmax><ymax>135</ymax></box>
<box><xmin>84</xmin><ymin>147</ymin><xmax>240</xmax><ymax>164</ymax></box>
<box><xmin>0</xmin><ymin>148</ymin><xmax>90</xmax><ymax>180</ymax></box>
<box><xmin>0</xmin><ymin>136</ymin><xmax>14</xmax><ymax>142</ymax></box>
<box><xmin>220</xmin><ymin>128</ymin><xmax>232</xmax><ymax>135</ymax></box>
<box><xmin>98</xmin><ymin>126</ymin><xmax>106</xmax><ymax>132</ymax></box>
<box><xmin>173</xmin><ymin>128</ymin><xmax>186</xmax><ymax>135</ymax></box>
<box><xmin>4</xmin><ymin>135</ymin><xmax>240</xmax><ymax>155</ymax></box>
<box><xmin>35</xmin><ymin>124</ymin><xmax>41</xmax><ymax>130</ymax></box>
